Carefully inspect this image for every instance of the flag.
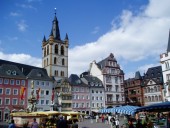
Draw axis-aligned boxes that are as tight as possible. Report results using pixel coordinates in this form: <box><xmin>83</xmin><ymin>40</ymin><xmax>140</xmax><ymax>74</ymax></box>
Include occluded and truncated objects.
<box><xmin>20</xmin><ymin>86</ymin><xmax>26</xmax><ymax>100</ymax></box>
<box><xmin>36</xmin><ymin>88</ymin><xmax>40</xmax><ymax>100</ymax></box>
<box><xmin>51</xmin><ymin>88</ymin><xmax>54</xmax><ymax>102</ymax></box>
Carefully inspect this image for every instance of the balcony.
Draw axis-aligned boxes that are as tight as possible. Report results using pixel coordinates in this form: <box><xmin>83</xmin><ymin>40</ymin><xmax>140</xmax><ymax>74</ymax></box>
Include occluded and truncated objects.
<box><xmin>105</xmin><ymin>101</ymin><xmax>125</xmax><ymax>105</ymax></box>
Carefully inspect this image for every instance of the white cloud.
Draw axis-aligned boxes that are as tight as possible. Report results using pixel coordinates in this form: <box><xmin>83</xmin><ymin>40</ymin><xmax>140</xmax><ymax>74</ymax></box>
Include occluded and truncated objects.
<box><xmin>68</xmin><ymin>0</ymin><xmax>170</xmax><ymax>76</ymax></box>
<box><xmin>16</xmin><ymin>3</ymin><xmax>37</xmax><ymax>10</ymax></box>
<box><xmin>0</xmin><ymin>52</ymin><xmax>41</xmax><ymax>67</ymax></box>
<box><xmin>10</xmin><ymin>12</ymin><xmax>20</xmax><ymax>17</ymax></box>
<box><xmin>17</xmin><ymin>20</ymin><xmax>28</xmax><ymax>32</ymax></box>
<box><xmin>91</xmin><ymin>26</ymin><xmax>100</xmax><ymax>34</ymax></box>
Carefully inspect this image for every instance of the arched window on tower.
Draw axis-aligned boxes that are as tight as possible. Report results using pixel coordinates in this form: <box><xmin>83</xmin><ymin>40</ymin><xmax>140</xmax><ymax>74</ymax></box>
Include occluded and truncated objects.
<box><xmin>47</xmin><ymin>58</ymin><xmax>48</xmax><ymax>66</ymax></box>
<box><xmin>165</xmin><ymin>61</ymin><xmax>170</xmax><ymax>69</ymax></box>
<box><xmin>55</xmin><ymin>44</ymin><xmax>58</xmax><ymax>54</ymax></box>
<box><xmin>44</xmin><ymin>47</ymin><xmax>46</xmax><ymax>57</ymax></box>
<box><xmin>44</xmin><ymin>60</ymin><xmax>46</xmax><ymax>67</ymax></box>
<box><xmin>54</xmin><ymin>57</ymin><xmax>57</xmax><ymax>64</ymax></box>
<box><xmin>47</xmin><ymin>45</ymin><xmax>49</xmax><ymax>55</ymax></box>
<box><xmin>62</xmin><ymin>58</ymin><xmax>65</xmax><ymax>65</ymax></box>
<box><xmin>54</xmin><ymin>70</ymin><xmax>58</xmax><ymax>76</ymax></box>
<box><xmin>61</xmin><ymin>45</ymin><xmax>64</xmax><ymax>55</ymax></box>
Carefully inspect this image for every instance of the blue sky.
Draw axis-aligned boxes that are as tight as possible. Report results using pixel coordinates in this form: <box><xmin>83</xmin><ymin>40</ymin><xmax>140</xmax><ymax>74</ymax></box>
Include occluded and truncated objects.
<box><xmin>1</xmin><ymin>0</ymin><xmax>170</xmax><ymax>79</ymax></box>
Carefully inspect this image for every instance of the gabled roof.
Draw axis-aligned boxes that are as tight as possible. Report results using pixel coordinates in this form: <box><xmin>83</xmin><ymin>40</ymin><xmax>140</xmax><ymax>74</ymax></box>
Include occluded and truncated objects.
<box><xmin>0</xmin><ymin>59</ymin><xmax>42</xmax><ymax>76</ymax></box>
<box><xmin>27</xmin><ymin>68</ymin><xmax>52</xmax><ymax>81</ymax></box>
<box><xmin>69</xmin><ymin>74</ymin><xmax>87</xmax><ymax>86</ymax></box>
<box><xmin>0</xmin><ymin>64</ymin><xmax>26</xmax><ymax>78</ymax></box>
<box><xmin>144</xmin><ymin>66</ymin><xmax>162</xmax><ymax>79</ymax></box>
<box><xmin>97</xmin><ymin>53</ymin><xmax>117</xmax><ymax>70</ymax></box>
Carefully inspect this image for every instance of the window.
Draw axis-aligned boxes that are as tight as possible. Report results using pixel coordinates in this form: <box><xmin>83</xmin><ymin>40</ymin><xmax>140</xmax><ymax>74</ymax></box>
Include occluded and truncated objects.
<box><xmin>46</xmin><ymin>82</ymin><xmax>49</xmax><ymax>86</ymax></box>
<box><xmin>0</xmin><ymin>98</ymin><xmax>2</xmax><ymax>105</ymax></box>
<box><xmin>115</xmin><ymin>77</ymin><xmax>118</xmax><ymax>84</ymax></box>
<box><xmin>20</xmin><ymin>100</ymin><xmax>24</xmax><ymax>105</ymax></box>
<box><xmin>41</xmin><ymin>90</ymin><xmax>44</xmax><ymax>95</ymax></box>
<box><xmin>92</xmin><ymin>90</ymin><xmax>94</xmax><ymax>93</ymax></box>
<box><xmin>13</xmin><ymin>89</ymin><xmax>18</xmax><ymax>95</ymax></box>
<box><xmin>86</xmin><ymin>103</ymin><xmax>89</xmax><ymax>107</ymax></box>
<box><xmin>92</xmin><ymin>96</ymin><xmax>94</xmax><ymax>100</ymax></box>
<box><xmin>12</xmin><ymin>99</ymin><xmax>18</xmax><ymax>105</ymax></box>
<box><xmin>41</xmin><ymin>82</ymin><xmax>44</xmax><ymax>86</ymax></box>
<box><xmin>6</xmin><ymin>88</ymin><xmax>11</xmax><ymax>95</ymax></box>
<box><xmin>0</xmin><ymin>89</ymin><xmax>3</xmax><ymax>95</ymax></box>
<box><xmin>41</xmin><ymin>100</ymin><xmax>44</xmax><ymax>105</ymax></box>
<box><xmin>166</xmin><ymin>74</ymin><xmax>170</xmax><ymax>81</ymax></box>
<box><xmin>46</xmin><ymin>100</ymin><xmax>49</xmax><ymax>105</ymax></box>
<box><xmin>5</xmin><ymin>98</ymin><xmax>10</xmax><ymax>105</ymax></box>
<box><xmin>0</xmin><ymin>78</ymin><xmax>3</xmax><ymax>84</ymax></box>
<box><xmin>16</xmin><ymin>80</ymin><xmax>20</xmax><ymax>85</ymax></box>
<box><xmin>96</xmin><ymin>97</ymin><xmax>98</xmax><ymax>100</ymax></box>
<box><xmin>100</xmin><ymin>97</ymin><xmax>103</xmax><ymax>100</ymax></box>
<box><xmin>10</xmin><ymin>79</ymin><xmax>15</xmax><ymax>85</ymax></box>
<box><xmin>54</xmin><ymin>57</ymin><xmax>57</xmax><ymax>64</ymax></box>
<box><xmin>106</xmin><ymin>76</ymin><xmax>111</xmax><ymax>83</ymax></box>
<box><xmin>21</xmin><ymin>80</ymin><xmax>25</xmax><ymax>86</ymax></box>
<box><xmin>62</xmin><ymin>59</ymin><xmax>65</xmax><ymax>66</ymax></box>
<box><xmin>4</xmin><ymin>79</ymin><xmax>9</xmax><ymax>84</ymax></box>
<box><xmin>61</xmin><ymin>46</ymin><xmax>64</xmax><ymax>55</ymax></box>
<box><xmin>36</xmin><ymin>81</ymin><xmax>39</xmax><ymax>85</ymax></box>
<box><xmin>46</xmin><ymin>91</ymin><xmax>49</xmax><ymax>95</ymax></box>
<box><xmin>55</xmin><ymin>44</ymin><xmax>58</xmax><ymax>54</ymax></box>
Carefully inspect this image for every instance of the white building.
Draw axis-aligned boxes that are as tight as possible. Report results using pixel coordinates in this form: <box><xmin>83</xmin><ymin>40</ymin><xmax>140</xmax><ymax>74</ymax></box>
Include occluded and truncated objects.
<box><xmin>89</xmin><ymin>53</ymin><xmax>125</xmax><ymax>108</ymax></box>
<box><xmin>160</xmin><ymin>31</ymin><xmax>170</xmax><ymax>101</ymax></box>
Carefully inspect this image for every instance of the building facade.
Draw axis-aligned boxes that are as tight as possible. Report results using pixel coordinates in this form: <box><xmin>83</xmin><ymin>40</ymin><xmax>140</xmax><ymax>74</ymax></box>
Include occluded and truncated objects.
<box><xmin>160</xmin><ymin>31</ymin><xmax>170</xmax><ymax>101</ymax></box>
<box><xmin>89</xmin><ymin>53</ymin><xmax>125</xmax><ymax>107</ymax></box>
<box><xmin>124</xmin><ymin>71</ymin><xmax>144</xmax><ymax>106</ymax></box>
<box><xmin>80</xmin><ymin>73</ymin><xmax>105</xmax><ymax>115</ymax></box>
<box><xmin>143</xmin><ymin>66</ymin><xmax>163</xmax><ymax>106</ymax></box>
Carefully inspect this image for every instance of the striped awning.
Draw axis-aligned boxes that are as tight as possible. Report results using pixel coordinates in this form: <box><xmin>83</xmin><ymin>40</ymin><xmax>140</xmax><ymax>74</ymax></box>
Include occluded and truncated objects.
<box><xmin>99</xmin><ymin>105</ymin><xmax>140</xmax><ymax>115</ymax></box>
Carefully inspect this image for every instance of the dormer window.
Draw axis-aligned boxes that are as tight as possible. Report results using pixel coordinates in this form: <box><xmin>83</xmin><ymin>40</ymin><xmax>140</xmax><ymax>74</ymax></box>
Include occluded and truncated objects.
<box><xmin>37</xmin><ymin>73</ymin><xmax>42</xmax><ymax>77</ymax></box>
<box><xmin>12</xmin><ymin>71</ymin><xmax>16</xmax><ymax>75</ymax></box>
<box><xmin>7</xmin><ymin>70</ymin><xmax>11</xmax><ymax>75</ymax></box>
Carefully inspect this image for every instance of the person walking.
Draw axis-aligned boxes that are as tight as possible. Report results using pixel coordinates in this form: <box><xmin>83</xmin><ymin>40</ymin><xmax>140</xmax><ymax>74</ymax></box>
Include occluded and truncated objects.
<box><xmin>8</xmin><ymin>119</ymin><xmax>16</xmax><ymax>128</ymax></box>
<box><xmin>31</xmin><ymin>118</ymin><xmax>38</xmax><ymax>128</ymax></box>
<box><xmin>115</xmin><ymin>119</ymin><xmax>119</xmax><ymax>128</ymax></box>
<box><xmin>57</xmin><ymin>115</ymin><xmax>68</xmax><ymax>128</ymax></box>
<box><xmin>110</xmin><ymin>116</ymin><xmax>116</xmax><ymax>128</ymax></box>
<box><xmin>71</xmin><ymin>119</ymin><xmax>78</xmax><ymax>128</ymax></box>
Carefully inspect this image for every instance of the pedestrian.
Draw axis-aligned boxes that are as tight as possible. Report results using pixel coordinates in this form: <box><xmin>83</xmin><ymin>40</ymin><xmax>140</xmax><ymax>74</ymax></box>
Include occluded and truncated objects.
<box><xmin>96</xmin><ymin>114</ymin><xmax>99</xmax><ymax>123</ymax></box>
<box><xmin>115</xmin><ymin>119</ymin><xmax>119</xmax><ymax>128</ymax></box>
<box><xmin>108</xmin><ymin>114</ymin><xmax>112</xmax><ymax>124</ymax></box>
<box><xmin>31</xmin><ymin>118</ymin><xmax>38</xmax><ymax>128</ymax></box>
<box><xmin>110</xmin><ymin>116</ymin><xmax>116</xmax><ymax>128</ymax></box>
<box><xmin>57</xmin><ymin>115</ymin><xmax>68</xmax><ymax>128</ymax></box>
<box><xmin>8</xmin><ymin>119</ymin><xmax>16</xmax><ymax>128</ymax></box>
<box><xmin>71</xmin><ymin>119</ymin><xmax>78</xmax><ymax>128</ymax></box>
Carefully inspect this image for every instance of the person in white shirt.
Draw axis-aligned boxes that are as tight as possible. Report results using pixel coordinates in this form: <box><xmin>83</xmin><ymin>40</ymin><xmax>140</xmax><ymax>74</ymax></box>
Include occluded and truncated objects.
<box><xmin>115</xmin><ymin>119</ymin><xmax>119</xmax><ymax>128</ymax></box>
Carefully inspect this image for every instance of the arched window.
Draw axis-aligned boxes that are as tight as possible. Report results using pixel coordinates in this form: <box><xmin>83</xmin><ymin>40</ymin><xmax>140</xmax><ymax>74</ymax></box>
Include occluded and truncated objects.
<box><xmin>148</xmin><ymin>96</ymin><xmax>151</xmax><ymax>102</ymax></box>
<box><xmin>44</xmin><ymin>47</ymin><xmax>46</xmax><ymax>57</ymax></box>
<box><xmin>159</xmin><ymin>95</ymin><xmax>162</xmax><ymax>101</ymax></box>
<box><xmin>154</xmin><ymin>86</ymin><xmax>157</xmax><ymax>92</ymax></box>
<box><xmin>44</xmin><ymin>60</ymin><xmax>46</xmax><ymax>67</ymax></box>
<box><xmin>61</xmin><ymin>45</ymin><xmax>64</xmax><ymax>55</ymax></box>
<box><xmin>155</xmin><ymin>96</ymin><xmax>158</xmax><ymax>101</ymax></box>
<box><xmin>152</xmin><ymin>96</ymin><xmax>154</xmax><ymax>101</ymax></box>
<box><xmin>165</xmin><ymin>61</ymin><xmax>169</xmax><ymax>69</ymax></box>
<box><xmin>47</xmin><ymin>58</ymin><xmax>48</xmax><ymax>65</ymax></box>
<box><xmin>62</xmin><ymin>58</ymin><xmax>65</xmax><ymax>65</ymax></box>
<box><xmin>47</xmin><ymin>45</ymin><xmax>49</xmax><ymax>55</ymax></box>
<box><xmin>54</xmin><ymin>70</ymin><xmax>58</xmax><ymax>76</ymax></box>
<box><xmin>55</xmin><ymin>44</ymin><xmax>58</xmax><ymax>54</ymax></box>
<box><xmin>54</xmin><ymin>57</ymin><xmax>57</xmax><ymax>64</ymax></box>
<box><xmin>60</xmin><ymin>71</ymin><xmax>64</xmax><ymax>76</ymax></box>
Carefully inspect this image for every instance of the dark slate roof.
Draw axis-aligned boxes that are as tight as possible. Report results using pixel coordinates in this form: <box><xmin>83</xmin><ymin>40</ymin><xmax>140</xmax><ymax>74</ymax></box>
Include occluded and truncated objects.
<box><xmin>81</xmin><ymin>75</ymin><xmax>104</xmax><ymax>88</ymax></box>
<box><xmin>65</xmin><ymin>33</ymin><xmax>69</xmax><ymax>40</ymax></box>
<box><xmin>0</xmin><ymin>59</ymin><xmax>44</xmax><ymax>76</ymax></box>
<box><xmin>42</xmin><ymin>35</ymin><xmax>46</xmax><ymax>42</ymax></box>
<box><xmin>135</xmin><ymin>71</ymin><xmax>142</xmax><ymax>80</ymax></box>
<box><xmin>69</xmin><ymin>74</ymin><xmax>87</xmax><ymax>86</ymax></box>
<box><xmin>144</xmin><ymin>66</ymin><xmax>163</xmax><ymax>79</ymax></box>
<box><xmin>51</xmin><ymin>14</ymin><xmax>61</xmax><ymax>40</ymax></box>
<box><xmin>80</xmin><ymin>71</ymin><xmax>89</xmax><ymax>78</ymax></box>
<box><xmin>167</xmin><ymin>30</ymin><xmax>170</xmax><ymax>52</ymax></box>
<box><xmin>97</xmin><ymin>53</ymin><xmax>117</xmax><ymax>70</ymax></box>
<box><xmin>119</xmin><ymin>69</ymin><xmax>124</xmax><ymax>75</ymax></box>
<box><xmin>26</xmin><ymin>68</ymin><xmax>52</xmax><ymax>80</ymax></box>
<box><xmin>0</xmin><ymin>64</ymin><xmax>26</xmax><ymax>78</ymax></box>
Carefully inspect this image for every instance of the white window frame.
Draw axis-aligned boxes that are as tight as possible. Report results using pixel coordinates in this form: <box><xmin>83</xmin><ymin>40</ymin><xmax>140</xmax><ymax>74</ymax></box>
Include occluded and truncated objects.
<box><xmin>46</xmin><ymin>100</ymin><xmax>49</xmax><ymax>105</ymax></box>
<box><xmin>0</xmin><ymin>88</ymin><xmax>3</xmax><ymax>95</ymax></box>
<box><xmin>5</xmin><ymin>98</ymin><xmax>10</xmax><ymax>105</ymax></box>
<box><xmin>41</xmin><ymin>100</ymin><xmax>44</xmax><ymax>105</ymax></box>
<box><xmin>0</xmin><ymin>98</ymin><xmax>2</xmax><ymax>105</ymax></box>
<box><xmin>21</xmin><ymin>80</ymin><xmax>25</xmax><ymax>86</ymax></box>
<box><xmin>5</xmin><ymin>88</ymin><xmax>11</xmax><ymax>95</ymax></box>
<box><xmin>20</xmin><ymin>100</ymin><xmax>25</xmax><ymax>105</ymax></box>
<box><xmin>13</xmin><ymin>89</ymin><xmax>18</xmax><ymax>95</ymax></box>
<box><xmin>10</xmin><ymin>79</ymin><xmax>15</xmax><ymax>85</ymax></box>
<box><xmin>4</xmin><ymin>79</ymin><xmax>9</xmax><ymax>84</ymax></box>
<box><xmin>16</xmin><ymin>80</ymin><xmax>20</xmax><ymax>85</ymax></box>
<box><xmin>12</xmin><ymin>98</ymin><xmax>18</xmax><ymax>105</ymax></box>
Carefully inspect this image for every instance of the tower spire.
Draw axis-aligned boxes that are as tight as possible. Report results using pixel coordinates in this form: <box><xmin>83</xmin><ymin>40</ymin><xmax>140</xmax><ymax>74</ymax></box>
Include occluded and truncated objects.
<box><xmin>50</xmin><ymin>8</ymin><xmax>61</xmax><ymax>40</ymax></box>
<box><xmin>167</xmin><ymin>30</ymin><xmax>170</xmax><ymax>52</ymax></box>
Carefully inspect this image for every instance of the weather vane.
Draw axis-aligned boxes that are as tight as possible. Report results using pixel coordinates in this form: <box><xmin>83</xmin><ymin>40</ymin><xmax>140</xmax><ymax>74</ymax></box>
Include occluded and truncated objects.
<box><xmin>54</xmin><ymin>8</ymin><xmax>57</xmax><ymax>15</ymax></box>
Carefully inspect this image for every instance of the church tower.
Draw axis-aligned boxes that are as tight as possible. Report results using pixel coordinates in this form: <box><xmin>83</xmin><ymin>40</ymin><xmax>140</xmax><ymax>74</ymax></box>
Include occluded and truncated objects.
<box><xmin>42</xmin><ymin>12</ymin><xmax>69</xmax><ymax>80</ymax></box>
